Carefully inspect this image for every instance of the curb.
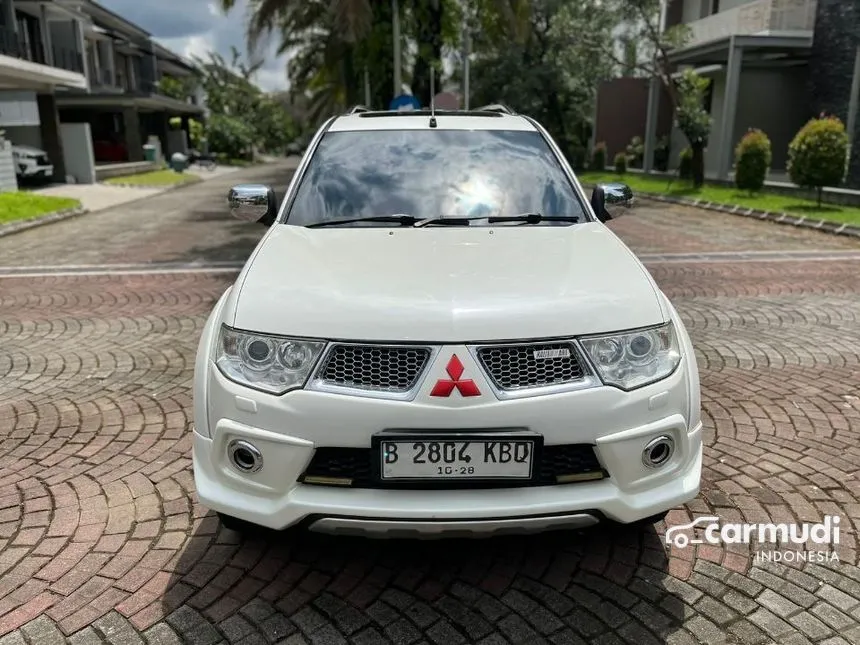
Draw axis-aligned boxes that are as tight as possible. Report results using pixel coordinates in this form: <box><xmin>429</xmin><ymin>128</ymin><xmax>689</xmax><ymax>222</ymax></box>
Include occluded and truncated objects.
<box><xmin>584</xmin><ymin>184</ymin><xmax>860</xmax><ymax>239</ymax></box>
<box><xmin>102</xmin><ymin>175</ymin><xmax>203</xmax><ymax>190</ymax></box>
<box><xmin>0</xmin><ymin>206</ymin><xmax>89</xmax><ymax>239</ymax></box>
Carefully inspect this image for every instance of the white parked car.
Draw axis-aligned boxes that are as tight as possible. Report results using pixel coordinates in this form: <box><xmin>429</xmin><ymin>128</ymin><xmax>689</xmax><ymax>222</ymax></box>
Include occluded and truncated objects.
<box><xmin>193</xmin><ymin>105</ymin><xmax>702</xmax><ymax>537</ymax></box>
<box><xmin>12</xmin><ymin>144</ymin><xmax>53</xmax><ymax>180</ymax></box>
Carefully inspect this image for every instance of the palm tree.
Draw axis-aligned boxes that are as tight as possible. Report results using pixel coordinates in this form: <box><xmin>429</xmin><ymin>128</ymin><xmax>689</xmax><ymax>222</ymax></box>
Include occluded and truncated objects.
<box><xmin>219</xmin><ymin>0</ymin><xmax>374</xmax><ymax>115</ymax></box>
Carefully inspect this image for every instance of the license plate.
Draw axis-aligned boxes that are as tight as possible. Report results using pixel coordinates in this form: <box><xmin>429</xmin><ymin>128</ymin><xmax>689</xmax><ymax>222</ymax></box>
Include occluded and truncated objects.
<box><xmin>378</xmin><ymin>436</ymin><xmax>535</xmax><ymax>480</ymax></box>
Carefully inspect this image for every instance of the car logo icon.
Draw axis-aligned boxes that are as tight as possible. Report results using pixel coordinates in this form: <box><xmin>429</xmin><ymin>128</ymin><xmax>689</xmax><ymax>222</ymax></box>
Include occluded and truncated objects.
<box><xmin>429</xmin><ymin>354</ymin><xmax>480</xmax><ymax>397</ymax></box>
<box><xmin>665</xmin><ymin>516</ymin><xmax>720</xmax><ymax>548</ymax></box>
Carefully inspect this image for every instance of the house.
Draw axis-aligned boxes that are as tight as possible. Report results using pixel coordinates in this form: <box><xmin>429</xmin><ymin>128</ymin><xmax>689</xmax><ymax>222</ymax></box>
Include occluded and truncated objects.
<box><xmin>0</xmin><ymin>0</ymin><xmax>89</xmax><ymax>187</ymax></box>
<box><xmin>597</xmin><ymin>0</ymin><xmax>860</xmax><ymax>188</ymax></box>
<box><xmin>54</xmin><ymin>0</ymin><xmax>205</xmax><ymax>170</ymax></box>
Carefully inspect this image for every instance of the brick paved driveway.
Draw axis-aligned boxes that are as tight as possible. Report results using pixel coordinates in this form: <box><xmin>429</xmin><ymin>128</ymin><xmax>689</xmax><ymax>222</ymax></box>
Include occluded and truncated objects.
<box><xmin>1</xmin><ymin>167</ymin><xmax>859</xmax><ymax>645</ymax></box>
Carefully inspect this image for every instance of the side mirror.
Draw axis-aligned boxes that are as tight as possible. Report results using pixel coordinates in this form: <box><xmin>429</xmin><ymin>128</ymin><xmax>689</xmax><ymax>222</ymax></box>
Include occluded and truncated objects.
<box><xmin>227</xmin><ymin>184</ymin><xmax>278</xmax><ymax>226</ymax></box>
<box><xmin>590</xmin><ymin>183</ymin><xmax>634</xmax><ymax>222</ymax></box>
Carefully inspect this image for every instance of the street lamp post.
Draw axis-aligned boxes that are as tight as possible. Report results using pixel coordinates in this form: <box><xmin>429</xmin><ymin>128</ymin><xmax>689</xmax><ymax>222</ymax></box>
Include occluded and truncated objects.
<box><xmin>462</xmin><ymin>10</ymin><xmax>470</xmax><ymax>110</ymax></box>
<box><xmin>392</xmin><ymin>0</ymin><xmax>402</xmax><ymax>98</ymax></box>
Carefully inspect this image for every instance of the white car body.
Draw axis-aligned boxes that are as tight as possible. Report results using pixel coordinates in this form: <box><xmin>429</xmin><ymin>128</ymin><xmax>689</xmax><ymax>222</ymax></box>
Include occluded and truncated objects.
<box><xmin>193</xmin><ymin>109</ymin><xmax>702</xmax><ymax>537</ymax></box>
<box><xmin>12</xmin><ymin>145</ymin><xmax>53</xmax><ymax>180</ymax></box>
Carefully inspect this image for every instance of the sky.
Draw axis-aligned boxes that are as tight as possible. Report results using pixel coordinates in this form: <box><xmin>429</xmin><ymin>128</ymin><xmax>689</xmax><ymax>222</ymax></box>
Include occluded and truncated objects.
<box><xmin>98</xmin><ymin>0</ymin><xmax>290</xmax><ymax>92</ymax></box>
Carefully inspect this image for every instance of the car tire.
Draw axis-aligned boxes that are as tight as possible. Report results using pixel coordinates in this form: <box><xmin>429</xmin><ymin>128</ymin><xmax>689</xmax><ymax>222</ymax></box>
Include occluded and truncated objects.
<box><xmin>632</xmin><ymin>510</ymin><xmax>669</xmax><ymax>527</ymax></box>
<box><xmin>217</xmin><ymin>512</ymin><xmax>260</xmax><ymax>534</ymax></box>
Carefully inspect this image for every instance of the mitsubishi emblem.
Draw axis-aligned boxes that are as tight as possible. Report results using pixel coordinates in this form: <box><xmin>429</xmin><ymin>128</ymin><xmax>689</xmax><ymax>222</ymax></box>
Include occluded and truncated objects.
<box><xmin>430</xmin><ymin>354</ymin><xmax>481</xmax><ymax>397</ymax></box>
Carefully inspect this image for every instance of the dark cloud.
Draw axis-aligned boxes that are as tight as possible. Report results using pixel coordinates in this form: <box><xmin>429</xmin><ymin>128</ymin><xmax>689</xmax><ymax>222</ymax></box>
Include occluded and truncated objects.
<box><xmin>97</xmin><ymin>0</ymin><xmax>289</xmax><ymax>90</ymax></box>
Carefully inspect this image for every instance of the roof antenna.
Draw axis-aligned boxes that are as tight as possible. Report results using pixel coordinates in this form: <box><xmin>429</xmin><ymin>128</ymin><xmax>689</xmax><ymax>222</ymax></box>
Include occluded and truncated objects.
<box><xmin>429</xmin><ymin>65</ymin><xmax>437</xmax><ymax>128</ymax></box>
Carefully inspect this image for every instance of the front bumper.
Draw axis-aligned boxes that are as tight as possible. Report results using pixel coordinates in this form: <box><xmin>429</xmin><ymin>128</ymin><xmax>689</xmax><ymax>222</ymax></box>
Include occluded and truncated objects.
<box><xmin>193</xmin><ymin>361</ymin><xmax>703</xmax><ymax>534</ymax></box>
<box><xmin>17</xmin><ymin>163</ymin><xmax>53</xmax><ymax>179</ymax></box>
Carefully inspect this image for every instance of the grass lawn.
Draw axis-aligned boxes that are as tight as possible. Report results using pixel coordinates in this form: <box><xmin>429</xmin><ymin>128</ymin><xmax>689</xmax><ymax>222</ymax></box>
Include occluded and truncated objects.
<box><xmin>0</xmin><ymin>192</ymin><xmax>80</xmax><ymax>225</ymax></box>
<box><xmin>579</xmin><ymin>172</ymin><xmax>860</xmax><ymax>226</ymax></box>
<box><xmin>104</xmin><ymin>169</ymin><xmax>200</xmax><ymax>186</ymax></box>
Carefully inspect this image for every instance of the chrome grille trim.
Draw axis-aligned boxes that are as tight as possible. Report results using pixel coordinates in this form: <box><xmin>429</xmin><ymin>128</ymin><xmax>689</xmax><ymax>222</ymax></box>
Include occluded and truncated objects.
<box><xmin>469</xmin><ymin>341</ymin><xmax>599</xmax><ymax>400</ymax></box>
<box><xmin>308</xmin><ymin>343</ymin><xmax>438</xmax><ymax>401</ymax></box>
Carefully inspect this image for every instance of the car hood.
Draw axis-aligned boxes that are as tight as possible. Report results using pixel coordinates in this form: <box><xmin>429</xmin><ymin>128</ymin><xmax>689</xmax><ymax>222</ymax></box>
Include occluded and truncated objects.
<box><xmin>12</xmin><ymin>145</ymin><xmax>47</xmax><ymax>156</ymax></box>
<box><xmin>231</xmin><ymin>223</ymin><xmax>666</xmax><ymax>342</ymax></box>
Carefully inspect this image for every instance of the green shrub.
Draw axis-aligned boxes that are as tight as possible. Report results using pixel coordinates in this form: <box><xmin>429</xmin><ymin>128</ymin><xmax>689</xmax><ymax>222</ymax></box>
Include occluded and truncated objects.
<box><xmin>788</xmin><ymin>115</ymin><xmax>849</xmax><ymax>206</ymax></box>
<box><xmin>626</xmin><ymin>136</ymin><xmax>644</xmax><ymax>168</ymax></box>
<box><xmin>591</xmin><ymin>142</ymin><xmax>607</xmax><ymax>171</ymax></box>
<box><xmin>678</xmin><ymin>147</ymin><xmax>693</xmax><ymax>181</ymax></box>
<box><xmin>734</xmin><ymin>128</ymin><xmax>772</xmax><ymax>192</ymax></box>
<box><xmin>207</xmin><ymin>114</ymin><xmax>255</xmax><ymax>159</ymax></box>
<box><xmin>614</xmin><ymin>151</ymin><xmax>628</xmax><ymax>175</ymax></box>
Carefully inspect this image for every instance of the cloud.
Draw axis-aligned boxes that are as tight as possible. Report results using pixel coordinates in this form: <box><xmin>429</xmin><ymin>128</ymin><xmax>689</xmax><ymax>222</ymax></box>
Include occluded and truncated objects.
<box><xmin>97</xmin><ymin>0</ymin><xmax>289</xmax><ymax>91</ymax></box>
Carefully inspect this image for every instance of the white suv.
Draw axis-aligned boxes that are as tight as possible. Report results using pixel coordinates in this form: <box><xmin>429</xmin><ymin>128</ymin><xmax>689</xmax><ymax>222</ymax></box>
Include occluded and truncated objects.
<box><xmin>193</xmin><ymin>106</ymin><xmax>702</xmax><ymax>537</ymax></box>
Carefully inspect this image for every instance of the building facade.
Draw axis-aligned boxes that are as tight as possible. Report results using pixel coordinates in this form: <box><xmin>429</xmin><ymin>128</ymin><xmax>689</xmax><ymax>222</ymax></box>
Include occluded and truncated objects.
<box><xmin>0</xmin><ymin>0</ymin><xmax>204</xmax><ymax>188</ymax></box>
<box><xmin>597</xmin><ymin>0</ymin><xmax>860</xmax><ymax>188</ymax></box>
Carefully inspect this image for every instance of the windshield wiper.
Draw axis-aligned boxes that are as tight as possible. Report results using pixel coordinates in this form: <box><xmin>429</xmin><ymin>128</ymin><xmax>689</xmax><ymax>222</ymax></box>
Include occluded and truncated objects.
<box><xmin>486</xmin><ymin>213</ymin><xmax>580</xmax><ymax>224</ymax></box>
<box><xmin>306</xmin><ymin>215</ymin><xmax>419</xmax><ymax>228</ymax></box>
<box><xmin>413</xmin><ymin>216</ymin><xmax>488</xmax><ymax>228</ymax></box>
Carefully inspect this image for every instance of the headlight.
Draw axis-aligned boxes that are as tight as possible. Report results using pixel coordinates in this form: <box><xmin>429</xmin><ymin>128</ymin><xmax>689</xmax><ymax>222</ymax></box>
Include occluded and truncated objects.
<box><xmin>215</xmin><ymin>326</ymin><xmax>325</xmax><ymax>394</ymax></box>
<box><xmin>580</xmin><ymin>322</ymin><xmax>681</xmax><ymax>390</ymax></box>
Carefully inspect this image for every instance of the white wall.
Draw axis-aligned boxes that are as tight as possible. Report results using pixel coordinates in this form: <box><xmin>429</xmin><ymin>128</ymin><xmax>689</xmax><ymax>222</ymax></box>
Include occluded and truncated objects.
<box><xmin>0</xmin><ymin>91</ymin><xmax>40</xmax><ymax>127</ymax></box>
<box><xmin>60</xmin><ymin>122</ymin><xmax>96</xmax><ymax>184</ymax></box>
<box><xmin>0</xmin><ymin>138</ymin><xmax>17</xmax><ymax>192</ymax></box>
<box><xmin>681</xmin><ymin>0</ymin><xmax>759</xmax><ymax>24</ymax></box>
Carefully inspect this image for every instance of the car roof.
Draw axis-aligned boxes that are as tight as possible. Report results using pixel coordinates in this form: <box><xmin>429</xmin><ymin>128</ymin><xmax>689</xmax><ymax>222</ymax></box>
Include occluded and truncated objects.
<box><xmin>329</xmin><ymin>110</ymin><xmax>537</xmax><ymax>133</ymax></box>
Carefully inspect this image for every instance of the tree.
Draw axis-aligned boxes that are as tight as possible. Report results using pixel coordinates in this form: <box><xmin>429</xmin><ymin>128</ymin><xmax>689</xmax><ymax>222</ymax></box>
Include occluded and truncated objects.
<box><xmin>674</xmin><ymin>68</ymin><xmax>711</xmax><ymax>187</ymax></box>
<box><xmin>157</xmin><ymin>75</ymin><xmax>196</xmax><ymax>101</ymax></box>
<box><xmin>208</xmin><ymin>114</ymin><xmax>255</xmax><ymax>159</ymax></box>
<box><xmin>788</xmin><ymin>116</ymin><xmax>849</xmax><ymax>207</ymax></box>
<box><xmin>190</xmin><ymin>50</ymin><xmax>297</xmax><ymax>156</ymax></box>
<box><xmin>465</xmin><ymin>0</ymin><xmax>616</xmax><ymax>168</ymax></box>
<box><xmin>575</xmin><ymin>0</ymin><xmax>717</xmax><ymax>185</ymax></box>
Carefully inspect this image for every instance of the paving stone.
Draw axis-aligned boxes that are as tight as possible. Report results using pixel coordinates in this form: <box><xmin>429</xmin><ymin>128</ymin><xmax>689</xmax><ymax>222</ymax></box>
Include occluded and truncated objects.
<box><xmin>165</xmin><ymin>606</ymin><xmax>222</xmax><ymax>645</ymax></box>
<box><xmin>143</xmin><ymin>623</ymin><xmax>183</xmax><ymax>645</ymax></box>
<box><xmin>0</xmin><ymin>165</ymin><xmax>859</xmax><ymax>645</ymax></box>
<box><xmin>68</xmin><ymin>628</ymin><xmax>104</xmax><ymax>645</ymax></box>
<box><xmin>20</xmin><ymin>616</ymin><xmax>65</xmax><ymax>645</ymax></box>
<box><xmin>94</xmin><ymin>611</ymin><xmax>145</xmax><ymax>644</ymax></box>
<box><xmin>756</xmin><ymin>589</ymin><xmax>802</xmax><ymax>617</ymax></box>
<box><xmin>747</xmin><ymin>608</ymin><xmax>795</xmax><ymax>640</ymax></box>
<box><xmin>788</xmin><ymin>612</ymin><xmax>833</xmax><ymax>641</ymax></box>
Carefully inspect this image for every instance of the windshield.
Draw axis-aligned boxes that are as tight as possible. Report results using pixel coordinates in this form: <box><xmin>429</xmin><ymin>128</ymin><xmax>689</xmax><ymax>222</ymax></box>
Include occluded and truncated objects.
<box><xmin>284</xmin><ymin>129</ymin><xmax>586</xmax><ymax>227</ymax></box>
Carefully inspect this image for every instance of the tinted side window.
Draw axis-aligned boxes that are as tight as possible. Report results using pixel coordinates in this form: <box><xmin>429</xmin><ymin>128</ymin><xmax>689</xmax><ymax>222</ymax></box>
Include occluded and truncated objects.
<box><xmin>286</xmin><ymin>129</ymin><xmax>584</xmax><ymax>226</ymax></box>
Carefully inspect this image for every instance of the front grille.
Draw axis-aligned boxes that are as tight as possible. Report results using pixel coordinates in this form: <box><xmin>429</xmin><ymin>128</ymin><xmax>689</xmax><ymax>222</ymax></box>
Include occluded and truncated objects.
<box><xmin>317</xmin><ymin>344</ymin><xmax>431</xmax><ymax>392</ymax></box>
<box><xmin>36</xmin><ymin>155</ymin><xmax>49</xmax><ymax>166</ymax></box>
<box><xmin>477</xmin><ymin>342</ymin><xmax>585</xmax><ymax>390</ymax></box>
<box><xmin>300</xmin><ymin>444</ymin><xmax>605</xmax><ymax>489</ymax></box>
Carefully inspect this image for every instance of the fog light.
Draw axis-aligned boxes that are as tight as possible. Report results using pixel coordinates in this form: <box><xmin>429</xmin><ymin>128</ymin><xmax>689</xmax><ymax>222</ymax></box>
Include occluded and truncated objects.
<box><xmin>642</xmin><ymin>435</ymin><xmax>674</xmax><ymax>468</ymax></box>
<box><xmin>228</xmin><ymin>439</ymin><xmax>263</xmax><ymax>473</ymax></box>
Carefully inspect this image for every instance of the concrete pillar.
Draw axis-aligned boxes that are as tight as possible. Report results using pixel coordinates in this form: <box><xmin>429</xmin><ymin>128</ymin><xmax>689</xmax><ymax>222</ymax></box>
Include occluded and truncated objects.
<box><xmin>41</xmin><ymin>5</ymin><xmax>54</xmax><ymax>66</ymax></box>
<box><xmin>847</xmin><ymin>45</ymin><xmax>860</xmax><ymax>147</ymax></box>
<box><xmin>717</xmin><ymin>37</ymin><xmax>743</xmax><ymax>181</ymax></box>
<box><xmin>36</xmin><ymin>94</ymin><xmax>67</xmax><ymax>182</ymax></box>
<box><xmin>1</xmin><ymin>0</ymin><xmax>16</xmax><ymax>34</ymax></box>
<box><xmin>122</xmin><ymin>107</ymin><xmax>144</xmax><ymax>161</ymax></box>
<box><xmin>643</xmin><ymin>76</ymin><xmax>661</xmax><ymax>173</ymax></box>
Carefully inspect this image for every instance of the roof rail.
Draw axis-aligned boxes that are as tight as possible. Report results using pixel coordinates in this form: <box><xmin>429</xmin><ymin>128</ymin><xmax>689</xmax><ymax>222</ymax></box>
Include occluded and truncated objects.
<box><xmin>347</xmin><ymin>105</ymin><xmax>370</xmax><ymax>114</ymax></box>
<box><xmin>474</xmin><ymin>103</ymin><xmax>515</xmax><ymax>115</ymax></box>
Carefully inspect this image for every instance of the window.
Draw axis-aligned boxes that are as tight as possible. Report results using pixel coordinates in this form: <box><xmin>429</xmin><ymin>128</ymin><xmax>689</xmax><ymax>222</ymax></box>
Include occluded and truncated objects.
<box><xmin>285</xmin><ymin>128</ymin><xmax>586</xmax><ymax>227</ymax></box>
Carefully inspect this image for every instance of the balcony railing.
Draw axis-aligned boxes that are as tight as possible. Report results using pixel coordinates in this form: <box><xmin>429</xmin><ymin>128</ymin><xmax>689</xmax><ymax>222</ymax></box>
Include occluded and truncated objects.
<box><xmin>0</xmin><ymin>27</ymin><xmax>45</xmax><ymax>64</ymax></box>
<box><xmin>1</xmin><ymin>27</ymin><xmax>83</xmax><ymax>74</ymax></box>
<box><xmin>684</xmin><ymin>0</ymin><xmax>817</xmax><ymax>49</ymax></box>
<box><xmin>52</xmin><ymin>46</ymin><xmax>84</xmax><ymax>74</ymax></box>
